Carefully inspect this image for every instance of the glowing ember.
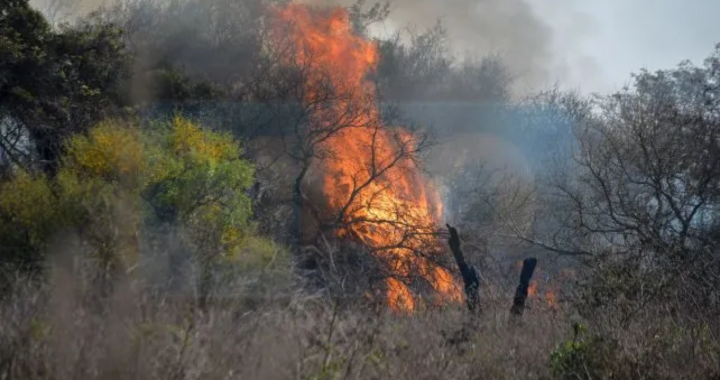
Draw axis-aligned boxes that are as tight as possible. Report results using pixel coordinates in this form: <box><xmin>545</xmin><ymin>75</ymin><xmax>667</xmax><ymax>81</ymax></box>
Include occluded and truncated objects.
<box><xmin>275</xmin><ymin>4</ymin><xmax>461</xmax><ymax>311</ymax></box>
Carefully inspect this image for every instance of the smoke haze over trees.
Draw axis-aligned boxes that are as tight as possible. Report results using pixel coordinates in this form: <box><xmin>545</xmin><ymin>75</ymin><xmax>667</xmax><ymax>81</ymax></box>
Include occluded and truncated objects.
<box><xmin>307</xmin><ymin>0</ymin><xmax>558</xmax><ymax>91</ymax></box>
<box><xmin>2</xmin><ymin>0</ymin><xmax>720</xmax><ymax>379</ymax></box>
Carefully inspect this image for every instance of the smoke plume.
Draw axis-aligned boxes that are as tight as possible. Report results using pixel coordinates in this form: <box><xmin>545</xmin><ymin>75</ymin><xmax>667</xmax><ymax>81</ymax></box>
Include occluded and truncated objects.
<box><xmin>306</xmin><ymin>0</ymin><xmax>563</xmax><ymax>91</ymax></box>
<box><xmin>30</xmin><ymin>0</ymin><xmax>596</xmax><ymax>93</ymax></box>
<box><xmin>30</xmin><ymin>0</ymin><xmax>111</xmax><ymax>24</ymax></box>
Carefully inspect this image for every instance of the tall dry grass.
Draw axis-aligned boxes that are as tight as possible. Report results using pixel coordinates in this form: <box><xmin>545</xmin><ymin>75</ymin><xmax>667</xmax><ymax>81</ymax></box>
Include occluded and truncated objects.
<box><xmin>0</xmin><ymin>258</ymin><xmax>718</xmax><ymax>380</ymax></box>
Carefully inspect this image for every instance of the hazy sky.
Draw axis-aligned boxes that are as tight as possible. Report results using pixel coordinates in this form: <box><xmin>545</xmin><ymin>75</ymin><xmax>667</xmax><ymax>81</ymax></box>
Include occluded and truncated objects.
<box><xmin>532</xmin><ymin>0</ymin><xmax>720</xmax><ymax>94</ymax></box>
<box><xmin>29</xmin><ymin>0</ymin><xmax>720</xmax><ymax>95</ymax></box>
<box><xmin>367</xmin><ymin>0</ymin><xmax>720</xmax><ymax>95</ymax></box>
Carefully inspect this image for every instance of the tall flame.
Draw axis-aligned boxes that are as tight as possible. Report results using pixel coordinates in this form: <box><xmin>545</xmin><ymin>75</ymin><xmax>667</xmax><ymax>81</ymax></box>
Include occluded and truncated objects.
<box><xmin>275</xmin><ymin>4</ymin><xmax>461</xmax><ymax>311</ymax></box>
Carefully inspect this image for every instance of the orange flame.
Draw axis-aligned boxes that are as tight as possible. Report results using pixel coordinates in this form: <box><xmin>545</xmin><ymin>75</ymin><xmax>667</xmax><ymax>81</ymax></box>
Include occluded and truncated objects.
<box><xmin>528</xmin><ymin>281</ymin><xmax>537</xmax><ymax>297</ymax></box>
<box><xmin>275</xmin><ymin>4</ymin><xmax>461</xmax><ymax>311</ymax></box>
<box><xmin>545</xmin><ymin>289</ymin><xmax>556</xmax><ymax>307</ymax></box>
<box><xmin>523</xmin><ymin>263</ymin><xmax>560</xmax><ymax>310</ymax></box>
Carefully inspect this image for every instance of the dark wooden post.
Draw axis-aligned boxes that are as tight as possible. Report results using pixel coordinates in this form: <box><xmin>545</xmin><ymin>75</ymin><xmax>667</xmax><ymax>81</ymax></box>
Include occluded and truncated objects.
<box><xmin>446</xmin><ymin>224</ymin><xmax>481</xmax><ymax>312</ymax></box>
<box><xmin>510</xmin><ymin>257</ymin><xmax>537</xmax><ymax>317</ymax></box>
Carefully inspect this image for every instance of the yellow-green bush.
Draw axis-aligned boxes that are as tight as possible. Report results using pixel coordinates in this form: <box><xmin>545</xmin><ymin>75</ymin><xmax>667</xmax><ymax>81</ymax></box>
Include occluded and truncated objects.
<box><xmin>0</xmin><ymin>116</ymin><xmax>259</xmax><ymax>286</ymax></box>
<box><xmin>0</xmin><ymin>171</ymin><xmax>58</xmax><ymax>267</ymax></box>
<box><xmin>143</xmin><ymin>116</ymin><xmax>255</xmax><ymax>262</ymax></box>
<box><xmin>549</xmin><ymin>323</ymin><xmax>622</xmax><ymax>380</ymax></box>
<box><xmin>64</xmin><ymin>121</ymin><xmax>148</xmax><ymax>183</ymax></box>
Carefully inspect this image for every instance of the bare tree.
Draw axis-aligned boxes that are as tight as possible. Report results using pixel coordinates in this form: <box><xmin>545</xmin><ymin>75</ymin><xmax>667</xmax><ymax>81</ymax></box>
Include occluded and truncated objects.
<box><xmin>575</xmin><ymin>52</ymin><xmax>719</xmax><ymax>312</ymax></box>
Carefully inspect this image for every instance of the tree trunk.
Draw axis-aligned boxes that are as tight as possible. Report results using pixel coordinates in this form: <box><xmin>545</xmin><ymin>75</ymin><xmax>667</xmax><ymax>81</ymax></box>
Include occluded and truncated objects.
<box><xmin>510</xmin><ymin>257</ymin><xmax>537</xmax><ymax>317</ymax></box>
<box><xmin>446</xmin><ymin>225</ymin><xmax>481</xmax><ymax>312</ymax></box>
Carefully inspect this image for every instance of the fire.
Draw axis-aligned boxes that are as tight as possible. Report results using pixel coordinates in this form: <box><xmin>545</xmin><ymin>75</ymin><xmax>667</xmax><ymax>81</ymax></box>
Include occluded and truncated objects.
<box><xmin>522</xmin><ymin>263</ymin><xmax>560</xmax><ymax>310</ymax></box>
<box><xmin>545</xmin><ymin>289</ymin><xmax>556</xmax><ymax>307</ymax></box>
<box><xmin>275</xmin><ymin>4</ymin><xmax>461</xmax><ymax>311</ymax></box>
<box><xmin>528</xmin><ymin>281</ymin><xmax>537</xmax><ymax>297</ymax></box>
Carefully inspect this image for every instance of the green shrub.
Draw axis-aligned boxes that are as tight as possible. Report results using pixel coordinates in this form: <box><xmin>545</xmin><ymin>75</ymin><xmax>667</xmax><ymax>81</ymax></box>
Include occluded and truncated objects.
<box><xmin>0</xmin><ymin>116</ymin><xmax>259</xmax><ymax>293</ymax></box>
<box><xmin>549</xmin><ymin>323</ymin><xmax>619</xmax><ymax>380</ymax></box>
<box><xmin>0</xmin><ymin>171</ymin><xmax>58</xmax><ymax>270</ymax></box>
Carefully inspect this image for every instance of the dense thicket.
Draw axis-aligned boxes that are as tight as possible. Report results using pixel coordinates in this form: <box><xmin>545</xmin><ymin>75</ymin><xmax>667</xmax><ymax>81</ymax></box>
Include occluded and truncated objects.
<box><xmin>1</xmin><ymin>0</ymin><xmax>129</xmax><ymax>174</ymax></box>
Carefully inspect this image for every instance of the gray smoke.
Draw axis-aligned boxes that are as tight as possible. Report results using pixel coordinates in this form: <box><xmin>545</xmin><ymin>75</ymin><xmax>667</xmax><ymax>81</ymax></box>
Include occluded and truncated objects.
<box><xmin>30</xmin><ymin>0</ymin><xmax>111</xmax><ymax>24</ymax></box>
<box><xmin>392</xmin><ymin>0</ymin><xmax>554</xmax><ymax>89</ymax></box>
<box><xmin>305</xmin><ymin>0</ymin><xmax>577</xmax><ymax>92</ymax></box>
<box><xmin>30</xmin><ymin>0</ymin><xmax>598</xmax><ymax>93</ymax></box>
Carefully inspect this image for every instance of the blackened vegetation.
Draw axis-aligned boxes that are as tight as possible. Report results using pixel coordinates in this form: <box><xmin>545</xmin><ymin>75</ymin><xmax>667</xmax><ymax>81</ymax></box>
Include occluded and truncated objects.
<box><xmin>446</xmin><ymin>224</ymin><xmax>481</xmax><ymax>312</ymax></box>
<box><xmin>445</xmin><ymin>224</ymin><xmax>538</xmax><ymax>318</ymax></box>
<box><xmin>510</xmin><ymin>257</ymin><xmax>537</xmax><ymax>317</ymax></box>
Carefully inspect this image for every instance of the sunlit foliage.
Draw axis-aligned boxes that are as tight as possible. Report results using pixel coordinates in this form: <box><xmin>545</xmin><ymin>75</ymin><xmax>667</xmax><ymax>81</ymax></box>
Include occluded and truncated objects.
<box><xmin>0</xmin><ymin>117</ymin><xmax>256</xmax><ymax>281</ymax></box>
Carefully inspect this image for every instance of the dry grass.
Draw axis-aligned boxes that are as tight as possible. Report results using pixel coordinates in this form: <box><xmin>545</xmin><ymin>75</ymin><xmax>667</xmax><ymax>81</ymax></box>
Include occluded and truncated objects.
<box><xmin>0</xmin><ymin>262</ymin><xmax>718</xmax><ymax>380</ymax></box>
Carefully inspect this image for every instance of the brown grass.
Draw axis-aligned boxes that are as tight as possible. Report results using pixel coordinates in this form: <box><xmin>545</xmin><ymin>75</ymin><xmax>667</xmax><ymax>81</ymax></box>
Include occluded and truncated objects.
<box><xmin>0</xmin><ymin>261</ymin><xmax>718</xmax><ymax>380</ymax></box>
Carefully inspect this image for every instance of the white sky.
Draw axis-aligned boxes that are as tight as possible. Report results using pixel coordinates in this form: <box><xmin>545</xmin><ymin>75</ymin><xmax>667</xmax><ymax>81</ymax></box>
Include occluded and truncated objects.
<box><xmin>531</xmin><ymin>0</ymin><xmax>720</xmax><ymax>94</ymax></box>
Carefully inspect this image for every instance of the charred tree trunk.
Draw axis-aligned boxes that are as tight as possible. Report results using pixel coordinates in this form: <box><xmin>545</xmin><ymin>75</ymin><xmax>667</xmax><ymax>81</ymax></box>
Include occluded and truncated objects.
<box><xmin>446</xmin><ymin>224</ymin><xmax>480</xmax><ymax>312</ymax></box>
<box><xmin>510</xmin><ymin>257</ymin><xmax>537</xmax><ymax>317</ymax></box>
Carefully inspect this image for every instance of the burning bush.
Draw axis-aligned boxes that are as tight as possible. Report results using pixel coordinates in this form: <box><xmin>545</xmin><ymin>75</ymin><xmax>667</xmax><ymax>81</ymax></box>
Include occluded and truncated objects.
<box><xmin>270</xmin><ymin>4</ymin><xmax>461</xmax><ymax>311</ymax></box>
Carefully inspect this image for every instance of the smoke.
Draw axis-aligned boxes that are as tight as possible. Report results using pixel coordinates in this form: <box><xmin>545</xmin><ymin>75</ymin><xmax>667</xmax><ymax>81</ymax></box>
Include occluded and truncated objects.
<box><xmin>304</xmin><ymin>0</ymin><xmax>588</xmax><ymax>92</ymax></box>
<box><xmin>29</xmin><ymin>0</ymin><xmax>599</xmax><ymax>94</ymax></box>
<box><xmin>29</xmin><ymin>0</ymin><xmax>112</xmax><ymax>24</ymax></box>
<box><xmin>390</xmin><ymin>0</ymin><xmax>554</xmax><ymax>90</ymax></box>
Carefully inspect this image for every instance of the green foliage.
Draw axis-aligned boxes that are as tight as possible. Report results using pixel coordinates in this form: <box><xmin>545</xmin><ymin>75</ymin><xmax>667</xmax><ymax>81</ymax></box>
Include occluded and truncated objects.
<box><xmin>0</xmin><ymin>171</ymin><xmax>57</xmax><ymax>267</ymax></box>
<box><xmin>0</xmin><ymin>1</ymin><xmax>51</xmax><ymax>76</ymax></box>
<box><xmin>550</xmin><ymin>324</ymin><xmax>592</xmax><ymax>380</ymax></box>
<box><xmin>310</xmin><ymin>359</ymin><xmax>344</xmax><ymax>380</ymax></box>
<box><xmin>0</xmin><ymin>0</ymin><xmax>128</xmax><ymax>173</ymax></box>
<box><xmin>0</xmin><ymin>117</ymin><xmax>256</xmax><ymax>285</ymax></box>
<box><xmin>0</xmin><ymin>171</ymin><xmax>56</xmax><ymax>230</ymax></box>
<box><xmin>64</xmin><ymin>120</ymin><xmax>147</xmax><ymax>183</ymax></box>
<box><xmin>144</xmin><ymin>116</ymin><xmax>255</xmax><ymax>262</ymax></box>
<box><xmin>550</xmin><ymin>323</ymin><xmax>619</xmax><ymax>380</ymax></box>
